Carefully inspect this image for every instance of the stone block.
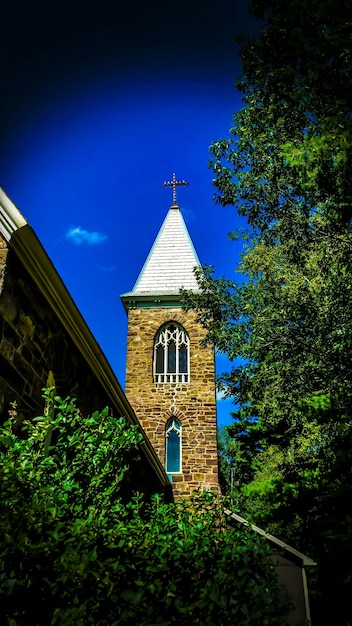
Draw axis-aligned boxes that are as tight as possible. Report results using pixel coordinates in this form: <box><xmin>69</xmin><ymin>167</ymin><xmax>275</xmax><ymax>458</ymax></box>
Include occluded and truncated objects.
<box><xmin>0</xmin><ymin>291</ymin><xmax>17</xmax><ymax>324</ymax></box>
<box><xmin>0</xmin><ymin>338</ymin><xmax>14</xmax><ymax>362</ymax></box>
<box><xmin>13</xmin><ymin>352</ymin><xmax>34</xmax><ymax>386</ymax></box>
<box><xmin>18</xmin><ymin>312</ymin><xmax>35</xmax><ymax>339</ymax></box>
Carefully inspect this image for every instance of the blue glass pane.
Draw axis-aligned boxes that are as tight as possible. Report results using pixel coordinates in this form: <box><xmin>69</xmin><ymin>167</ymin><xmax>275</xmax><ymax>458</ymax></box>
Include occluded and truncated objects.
<box><xmin>166</xmin><ymin>429</ymin><xmax>180</xmax><ymax>473</ymax></box>
<box><xmin>179</xmin><ymin>345</ymin><xmax>187</xmax><ymax>373</ymax></box>
<box><xmin>168</xmin><ymin>341</ymin><xmax>176</xmax><ymax>373</ymax></box>
<box><xmin>156</xmin><ymin>345</ymin><xmax>164</xmax><ymax>373</ymax></box>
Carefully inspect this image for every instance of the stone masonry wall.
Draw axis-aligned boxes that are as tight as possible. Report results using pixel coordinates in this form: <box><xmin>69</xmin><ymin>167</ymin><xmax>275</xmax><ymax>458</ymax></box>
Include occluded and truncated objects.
<box><xmin>0</xmin><ymin>234</ymin><xmax>8</xmax><ymax>296</ymax></box>
<box><xmin>125</xmin><ymin>306</ymin><xmax>219</xmax><ymax>499</ymax></box>
<box><xmin>0</xmin><ymin>247</ymin><xmax>116</xmax><ymax>423</ymax></box>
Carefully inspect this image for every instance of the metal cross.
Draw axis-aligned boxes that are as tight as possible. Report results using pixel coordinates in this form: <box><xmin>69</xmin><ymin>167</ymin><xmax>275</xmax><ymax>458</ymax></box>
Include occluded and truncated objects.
<box><xmin>162</xmin><ymin>173</ymin><xmax>189</xmax><ymax>205</ymax></box>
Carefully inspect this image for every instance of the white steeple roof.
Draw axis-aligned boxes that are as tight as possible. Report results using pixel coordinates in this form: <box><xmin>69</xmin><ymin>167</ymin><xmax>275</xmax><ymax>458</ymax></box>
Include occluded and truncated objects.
<box><xmin>131</xmin><ymin>204</ymin><xmax>201</xmax><ymax>295</ymax></box>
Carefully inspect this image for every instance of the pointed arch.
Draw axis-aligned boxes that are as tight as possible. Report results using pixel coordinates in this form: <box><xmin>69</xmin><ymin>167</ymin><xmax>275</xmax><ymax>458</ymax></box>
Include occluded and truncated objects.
<box><xmin>153</xmin><ymin>322</ymin><xmax>190</xmax><ymax>383</ymax></box>
<box><xmin>165</xmin><ymin>416</ymin><xmax>181</xmax><ymax>474</ymax></box>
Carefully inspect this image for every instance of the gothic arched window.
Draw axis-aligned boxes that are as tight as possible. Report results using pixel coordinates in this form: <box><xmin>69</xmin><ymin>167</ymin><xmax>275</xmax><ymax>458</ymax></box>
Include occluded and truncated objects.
<box><xmin>153</xmin><ymin>323</ymin><xmax>190</xmax><ymax>383</ymax></box>
<box><xmin>165</xmin><ymin>417</ymin><xmax>181</xmax><ymax>474</ymax></box>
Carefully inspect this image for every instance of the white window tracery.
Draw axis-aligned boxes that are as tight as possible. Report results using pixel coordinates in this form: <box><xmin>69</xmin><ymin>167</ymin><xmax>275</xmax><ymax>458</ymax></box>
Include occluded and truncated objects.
<box><xmin>153</xmin><ymin>323</ymin><xmax>190</xmax><ymax>383</ymax></box>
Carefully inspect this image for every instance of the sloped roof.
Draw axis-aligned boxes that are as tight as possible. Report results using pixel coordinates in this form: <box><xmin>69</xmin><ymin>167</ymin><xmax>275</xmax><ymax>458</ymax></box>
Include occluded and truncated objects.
<box><xmin>129</xmin><ymin>204</ymin><xmax>201</xmax><ymax>296</ymax></box>
<box><xmin>224</xmin><ymin>509</ymin><xmax>316</xmax><ymax>566</ymax></box>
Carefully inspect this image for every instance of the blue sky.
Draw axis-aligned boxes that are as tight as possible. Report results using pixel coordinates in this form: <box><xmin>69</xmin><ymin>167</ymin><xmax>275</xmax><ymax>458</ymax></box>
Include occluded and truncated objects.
<box><xmin>0</xmin><ymin>1</ymin><xmax>255</xmax><ymax>426</ymax></box>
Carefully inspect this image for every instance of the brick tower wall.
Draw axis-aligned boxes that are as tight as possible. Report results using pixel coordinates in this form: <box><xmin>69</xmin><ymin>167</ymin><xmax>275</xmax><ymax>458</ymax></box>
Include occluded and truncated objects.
<box><xmin>125</xmin><ymin>306</ymin><xmax>219</xmax><ymax>499</ymax></box>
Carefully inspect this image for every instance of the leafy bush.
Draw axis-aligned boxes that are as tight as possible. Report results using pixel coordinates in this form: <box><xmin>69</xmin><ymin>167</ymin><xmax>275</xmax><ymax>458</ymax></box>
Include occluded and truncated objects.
<box><xmin>0</xmin><ymin>391</ymin><xmax>291</xmax><ymax>625</ymax></box>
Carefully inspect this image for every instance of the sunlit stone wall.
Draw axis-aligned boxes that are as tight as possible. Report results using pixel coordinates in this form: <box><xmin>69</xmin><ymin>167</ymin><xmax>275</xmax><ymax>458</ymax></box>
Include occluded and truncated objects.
<box><xmin>125</xmin><ymin>306</ymin><xmax>219</xmax><ymax>499</ymax></box>
<box><xmin>0</xmin><ymin>234</ymin><xmax>8</xmax><ymax>296</ymax></box>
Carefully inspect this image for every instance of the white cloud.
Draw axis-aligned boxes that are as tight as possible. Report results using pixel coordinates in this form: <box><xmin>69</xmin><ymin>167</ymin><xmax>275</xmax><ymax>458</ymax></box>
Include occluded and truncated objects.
<box><xmin>65</xmin><ymin>226</ymin><xmax>107</xmax><ymax>245</ymax></box>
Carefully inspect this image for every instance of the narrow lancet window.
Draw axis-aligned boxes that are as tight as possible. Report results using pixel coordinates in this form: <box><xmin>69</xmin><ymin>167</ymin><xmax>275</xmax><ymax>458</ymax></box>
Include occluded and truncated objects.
<box><xmin>165</xmin><ymin>417</ymin><xmax>181</xmax><ymax>474</ymax></box>
<box><xmin>153</xmin><ymin>323</ymin><xmax>190</xmax><ymax>383</ymax></box>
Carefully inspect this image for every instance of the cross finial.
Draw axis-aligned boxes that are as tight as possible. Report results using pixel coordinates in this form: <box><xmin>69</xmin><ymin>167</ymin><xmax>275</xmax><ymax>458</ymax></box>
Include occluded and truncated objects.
<box><xmin>162</xmin><ymin>173</ymin><xmax>189</xmax><ymax>205</ymax></box>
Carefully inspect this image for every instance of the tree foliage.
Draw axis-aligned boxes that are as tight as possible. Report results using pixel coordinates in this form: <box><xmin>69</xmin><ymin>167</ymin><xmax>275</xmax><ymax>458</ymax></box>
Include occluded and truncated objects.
<box><xmin>182</xmin><ymin>1</ymin><xmax>352</xmax><ymax>623</ymax></box>
<box><xmin>0</xmin><ymin>390</ymin><xmax>291</xmax><ymax>626</ymax></box>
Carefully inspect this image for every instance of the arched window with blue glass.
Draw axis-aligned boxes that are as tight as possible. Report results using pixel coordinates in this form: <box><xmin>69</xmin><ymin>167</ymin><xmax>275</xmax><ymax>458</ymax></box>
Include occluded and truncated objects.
<box><xmin>165</xmin><ymin>417</ymin><xmax>181</xmax><ymax>474</ymax></box>
<box><xmin>153</xmin><ymin>322</ymin><xmax>190</xmax><ymax>383</ymax></box>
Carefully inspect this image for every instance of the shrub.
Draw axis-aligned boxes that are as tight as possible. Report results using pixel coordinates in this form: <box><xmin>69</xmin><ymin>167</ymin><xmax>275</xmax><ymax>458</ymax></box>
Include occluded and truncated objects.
<box><xmin>0</xmin><ymin>391</ymin><xmax>291</xmax><ymax>625</ymax></box>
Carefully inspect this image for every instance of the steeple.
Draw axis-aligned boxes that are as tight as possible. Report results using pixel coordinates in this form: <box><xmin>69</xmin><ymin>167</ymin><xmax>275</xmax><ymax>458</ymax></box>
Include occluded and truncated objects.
<box><xmin>121</xmin><ymin>177</ymin><xmax>218</xmax><ymax>499</ymax></box>
<box><xmin>121</xmin><ymin>177</ymin><xmax>201</xmax><ymax>309</ymax></box>
<box><xmin>131</xmin><ymin>205</ymin><xmax>200</xmax><ymax>296</ymax></box>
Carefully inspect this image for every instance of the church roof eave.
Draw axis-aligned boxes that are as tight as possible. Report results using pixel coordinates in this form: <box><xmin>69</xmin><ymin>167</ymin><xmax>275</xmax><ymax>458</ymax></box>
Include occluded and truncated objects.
<box><xmin>120</xmin><ymin>290</ymin><xmax>202</xmax><ymax>312</ymax></box>
<box><xmin>224</xmin><ymin>509</ymin><xmax>316</xmax><ymax>567</ymax></box>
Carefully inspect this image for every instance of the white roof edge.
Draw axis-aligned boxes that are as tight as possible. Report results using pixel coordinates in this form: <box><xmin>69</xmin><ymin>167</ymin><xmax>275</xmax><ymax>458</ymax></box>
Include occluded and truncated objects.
<box><xmin>0</xmin><ymin>188</ymin><xmax>28</xmax><ymax>241</ymax></box>
<box><xmin>121</xmin><ymin>289</ymin><xmax>202</xmax><ymax>297</ymax></box>
<box><xmin>224</xmin><ymin>509</ymin><xmax>316</xmax><ymax>566</ymax></box>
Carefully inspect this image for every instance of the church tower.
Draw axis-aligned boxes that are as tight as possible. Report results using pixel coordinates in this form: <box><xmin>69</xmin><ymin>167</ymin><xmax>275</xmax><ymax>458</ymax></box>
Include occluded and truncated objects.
<box><xmin>121</xmin><ymin>175</ymin><xmax>218</xmax><ymax>499</ymax></box>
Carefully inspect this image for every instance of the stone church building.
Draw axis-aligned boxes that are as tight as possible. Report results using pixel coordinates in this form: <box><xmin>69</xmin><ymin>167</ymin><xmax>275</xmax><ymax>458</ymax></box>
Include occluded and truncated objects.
<box><xmin>0</xmin><ymin>182</ymin><xmax>315</xmax><ymax>623</ymax></box>
<box><xmin>0</xmin><ymin>181</ymin><xmax>218</xmax><ymax>500</ymax></box>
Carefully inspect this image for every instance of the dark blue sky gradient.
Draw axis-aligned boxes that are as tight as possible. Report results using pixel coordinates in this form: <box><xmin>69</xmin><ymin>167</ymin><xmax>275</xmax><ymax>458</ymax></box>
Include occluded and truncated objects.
<box><xmin>0</xmin><ymin>1</ymin><xmax>256</xmax><ymax>426</ymax></box>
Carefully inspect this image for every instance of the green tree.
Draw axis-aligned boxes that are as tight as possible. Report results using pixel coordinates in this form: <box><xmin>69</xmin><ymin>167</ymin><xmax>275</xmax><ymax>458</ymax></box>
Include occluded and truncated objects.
<box><xmin>182</xmin><ymin>1</ymin><xmax>352</xmax><ymax>623</ymax></box>
<box><xmin>0</xmin><ymin>390</ymin><xmax>291</xmax><ymax>625</ymax></box>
